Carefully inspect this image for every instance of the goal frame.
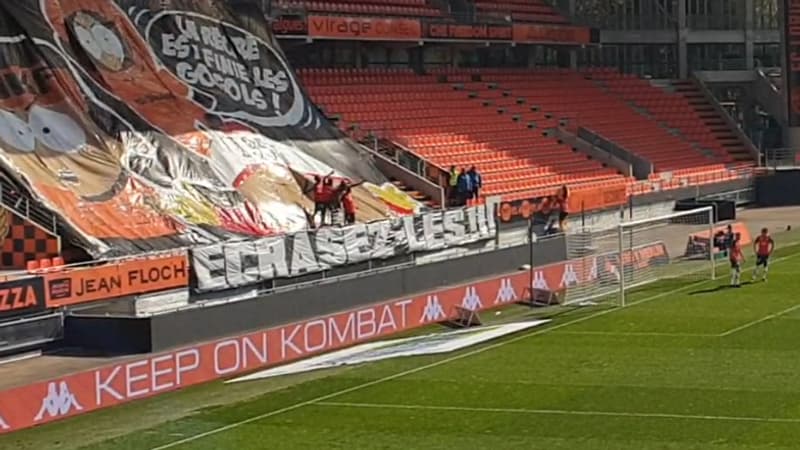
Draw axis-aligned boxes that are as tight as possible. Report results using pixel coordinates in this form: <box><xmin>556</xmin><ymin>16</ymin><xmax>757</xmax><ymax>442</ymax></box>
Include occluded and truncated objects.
<box><xmin>617</xmin><ymin>206</ymin><xmax>716</xmax><ymax>307</ymax></box>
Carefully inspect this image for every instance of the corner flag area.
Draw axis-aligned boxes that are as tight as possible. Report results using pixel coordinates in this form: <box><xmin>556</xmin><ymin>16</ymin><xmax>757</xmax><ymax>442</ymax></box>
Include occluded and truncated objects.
<box><xmin>2</xmin><ymin>230</ymin><xmax>800</xmax><ymax>450</ymax></box>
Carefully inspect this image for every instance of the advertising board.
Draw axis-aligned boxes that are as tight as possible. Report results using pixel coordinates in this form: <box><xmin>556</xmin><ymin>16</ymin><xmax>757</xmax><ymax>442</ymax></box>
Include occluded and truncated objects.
<box><xmin>0</xmin><ymin>241</ymin><xmax>668</xmax><ymax>433</ymax></box>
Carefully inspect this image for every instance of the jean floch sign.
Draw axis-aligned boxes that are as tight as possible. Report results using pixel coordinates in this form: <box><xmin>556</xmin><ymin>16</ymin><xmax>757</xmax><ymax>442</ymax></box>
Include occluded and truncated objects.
<box><xmin>191</xmin><ymin>199</ymin><xmax>500</xmax><ymax>291</ymax></box>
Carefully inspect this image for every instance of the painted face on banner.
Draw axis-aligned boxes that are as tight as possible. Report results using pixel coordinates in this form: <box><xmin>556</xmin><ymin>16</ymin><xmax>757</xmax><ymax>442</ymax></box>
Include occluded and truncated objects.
<box><xmin>69</xmin><ymin>11</ymin><xmax>129</xmax><ymax>72</ymax></box>
<box><xmin>0</xmin><ymin>67</ymin><xmax>123</xmax><ymax>199</ymax></box>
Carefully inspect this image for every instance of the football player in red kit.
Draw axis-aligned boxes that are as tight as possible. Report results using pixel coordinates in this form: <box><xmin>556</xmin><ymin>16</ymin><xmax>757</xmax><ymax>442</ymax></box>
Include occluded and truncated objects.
<box><xmin>730</xmin><ymin>233</ymin><xmax>745</xmax><ymax>288</ymax></box>
<box><xmin>752</xmin><ymin>228</ymin><xmax>775</xmax><ymax>282</ymax></box>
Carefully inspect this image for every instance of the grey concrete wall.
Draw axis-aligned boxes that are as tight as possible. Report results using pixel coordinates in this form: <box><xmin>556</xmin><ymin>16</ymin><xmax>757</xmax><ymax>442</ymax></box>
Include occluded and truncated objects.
<box><xmin>68</xmin><ymin>235</ymin><xmax>566</xmax><ymax>353</ymax></box>
<box><xmin>755</xmin><ymin>170</ymin><xmax>800</xmax><ymax>206</ymax></box>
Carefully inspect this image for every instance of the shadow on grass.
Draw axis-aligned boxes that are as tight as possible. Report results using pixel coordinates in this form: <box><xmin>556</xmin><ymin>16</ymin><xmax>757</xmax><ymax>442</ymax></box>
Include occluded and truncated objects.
<box><xmin>690</xmin><ymin>281</ymin><xmax>753</xmax><ymax>295</ymax></box>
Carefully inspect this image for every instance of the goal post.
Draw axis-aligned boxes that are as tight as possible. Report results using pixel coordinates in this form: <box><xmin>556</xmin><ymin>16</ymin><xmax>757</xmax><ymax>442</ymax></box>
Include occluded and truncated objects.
<box><xmin>618</xmin><ymin>206</ymin><xmax>716</xmax><ymax>306</ymax></box>
<box><xmin>558</xmin><ymin>206</ymin><xmax>716</xmax><ymax>308</ymax></box>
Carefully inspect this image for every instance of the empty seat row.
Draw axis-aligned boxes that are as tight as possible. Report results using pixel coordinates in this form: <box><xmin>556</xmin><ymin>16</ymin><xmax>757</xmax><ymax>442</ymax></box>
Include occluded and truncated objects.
<box><xmin>302</xmin><ymin>68</ymin><xmax>625</xmax><ymax>200</ymax></box>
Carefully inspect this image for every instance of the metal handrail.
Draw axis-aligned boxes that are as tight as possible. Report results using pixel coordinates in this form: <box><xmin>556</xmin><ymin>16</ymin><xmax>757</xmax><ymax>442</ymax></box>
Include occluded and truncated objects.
<box><xmin>762</xmin><ymin>148</ymin><xmax>798</xmax><ymax>169</ymax></box>
<box><xmin>0</xmin><ymin>179</ymin><xmax>58</xmax><ymax>236</ymax></box>
<box><xmin>360</xmin><ymin>138</ymin><xmax>446</xmax><ymax>208</ymax></box>
<box><xmin>0</xmin><ymin>247</ymin><xmax>190</xmax><ymax>281</ymax></box>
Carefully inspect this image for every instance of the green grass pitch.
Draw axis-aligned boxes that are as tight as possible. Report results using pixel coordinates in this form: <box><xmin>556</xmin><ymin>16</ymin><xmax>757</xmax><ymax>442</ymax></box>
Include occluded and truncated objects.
<box><xmin>5</xmin><ymin>234</ymin><xmax>800</xmax><ymax>450</ymax></box>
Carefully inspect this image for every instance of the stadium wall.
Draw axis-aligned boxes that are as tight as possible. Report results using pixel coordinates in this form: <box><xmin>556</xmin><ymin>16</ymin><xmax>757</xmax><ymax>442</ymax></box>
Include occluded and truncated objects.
<box><xmin>65</xmin><ymin>235</ymin><xmax>567</xmax><ymax>353</ymax></box>
<box><xmin>0</xmin><ymin>236</ymin><xmax>668</xmax><ymax>434</ymax></box>
<box><xmin>755</xmin><ymin>169</ymin><xmax>800</xmax><ymax>206</ymax></box>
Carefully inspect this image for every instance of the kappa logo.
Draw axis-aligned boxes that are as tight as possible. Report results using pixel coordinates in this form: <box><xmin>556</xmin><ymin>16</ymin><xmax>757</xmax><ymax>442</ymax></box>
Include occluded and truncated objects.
<box><xmin>532</xmin><ymin>271</ymin><xmax>550</xmax><ymax>290</ymax></box>
<box><xmin>560</xmin><ymin>264</ymin><xmax>579</xmax><ymax>287</ymax></box>
<box><xmin>461</xmin><ymin>286</ymin><xmax>483</xmax><ymax>311</ymax></box>
<box><xmin>420</xmin><ymin>295</ymin><xmax>446</xmax><ymax>322</ymax></box>
<box><xmin>587</xmin><ymin>258</ymin><xmax>598</xmax><ymax>281</ymax></box>
<box><xmin>34</xmin><ymin>381</ymin><xmax>83</xmax><ymax>422</ymax></box>
<box><xmin>494</xmin><ymin>278</ymin><xmax>518</xmax><ymax>304</ymax></box>
<box><xmin>609</xmin><ymin>262</ymin><xmax>621</xmax><ymax>281</ymax></box>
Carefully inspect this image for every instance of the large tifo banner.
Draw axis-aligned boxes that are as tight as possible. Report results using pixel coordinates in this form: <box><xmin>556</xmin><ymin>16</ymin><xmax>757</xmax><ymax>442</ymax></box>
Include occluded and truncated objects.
<box><xmin>0</xmin><ymin>1</ymin><xmax>409</xmax><ymax>257</ymax></box>
<box><xmin>0</xmin><ymin>240</ymin><xmax>668</xmax><ymax>433</ymax></box>
<box><xmin>192</xmin><ymin>201</ymin><xmax>498</xmax><ymax>291</ymax></box>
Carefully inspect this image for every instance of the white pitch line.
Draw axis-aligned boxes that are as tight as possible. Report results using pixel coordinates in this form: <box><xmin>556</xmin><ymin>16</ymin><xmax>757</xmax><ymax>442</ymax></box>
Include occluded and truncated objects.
<box><xmin>151</xmin><ymin>247</ymin><xmax>800</xmax><ymax>450</ymax></box>
<box><xmin>315</xmin><ymin>401</ymin><xmax>800</xmax><ymax>424</ymax></box>
<box><xmin>150</xmin><ymin>277</ymin><xmax>711</xmax><ymax>450</ymax></box>
<box><xmin>718</xmin><ymin>303</ymin><xmax>800</xmax><ymax>337</ymax></box>
<box><xmin>554</xmin><ymin>330</ymin><xmax>715</xmax><ymax>337</ymax></box>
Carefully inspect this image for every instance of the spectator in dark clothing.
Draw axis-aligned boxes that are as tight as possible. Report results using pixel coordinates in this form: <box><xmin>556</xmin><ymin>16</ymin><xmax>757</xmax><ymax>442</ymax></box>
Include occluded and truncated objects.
<box><xmin>467</xmin><ymin>166</ymin><xmax>482</xmax><ymax>200</ymax></box>
<box><xmin>342</xmin><ymin>185</ymin><xmax>356</xmax><ymax>225</ymax></box>
<box><xmin>557</xmin><ymin>184</ymin><xmax>569</xmax><ymax>229</ymax></box>
<box><xmin>456</xmin><ymin>168</ymin><xmax>472</xmax><ymax>206</ymax></box>
<box><xmin>722</xmin><ymin>224</ymin><xmax>736</xmax><ymax>257</ymax></box>
<box><xmin>545</xmin><ymin>218</ymin><xmax>559</xmax><ymax>236</ymax></box>
<box><xmin>303</xmin><ymin>175</ymin><xmax>324</xmax><ymax>227</ymax></box>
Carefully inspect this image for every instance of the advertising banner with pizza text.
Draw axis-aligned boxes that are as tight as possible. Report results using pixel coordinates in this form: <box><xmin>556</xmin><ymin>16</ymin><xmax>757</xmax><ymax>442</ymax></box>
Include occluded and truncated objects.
<box><xmin>0</xmin><ymin>240</ymin><xmax>668</xmax><ymax>433</ymax></box>
<box><xmin>0</xmin><ymin>277</ymin><xmax>45</xmax><ymax>319</ymax></box>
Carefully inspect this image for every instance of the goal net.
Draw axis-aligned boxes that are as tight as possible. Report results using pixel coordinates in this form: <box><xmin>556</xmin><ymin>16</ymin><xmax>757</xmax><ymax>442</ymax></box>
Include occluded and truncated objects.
<box><xmin>558</xmin><ymin>206</ymin><xmax>716</xmax><ymax>308</ymax></box>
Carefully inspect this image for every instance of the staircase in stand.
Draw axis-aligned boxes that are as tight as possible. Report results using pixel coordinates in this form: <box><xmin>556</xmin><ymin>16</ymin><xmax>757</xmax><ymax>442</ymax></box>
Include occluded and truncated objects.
<box><xmin>362</xmin><ymin>137</ymin><xmax>439</xmax><ymax>209</ymax></box>
<box><xmin>0</xmin><ymin>175</ymin><xmax>58</xmax><ymax>237</ymax></box>
<box><xmin>669</xmin><ymin>80</ymin><xmax>753</xmax><ymax>164</ymax></box>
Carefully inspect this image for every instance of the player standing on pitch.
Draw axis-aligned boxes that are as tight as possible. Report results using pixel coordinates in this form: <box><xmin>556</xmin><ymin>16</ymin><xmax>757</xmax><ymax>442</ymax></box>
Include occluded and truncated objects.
<box><xmin>752</xmin><ymin>227</ymin><xmax>775</xmax><ymax>282</ymax></box>
<box><xmin>730</xmin><ymin>232</ymin><xmax>745</xmax><ymax>288</ymax></box>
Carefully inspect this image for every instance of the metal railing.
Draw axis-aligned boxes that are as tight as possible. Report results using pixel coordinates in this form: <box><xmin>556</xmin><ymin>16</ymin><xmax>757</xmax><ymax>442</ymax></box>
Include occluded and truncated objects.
<box><xmin>691</xmin><ymin>75</ymin><xmax>761</xmax><ymax>163</ymax></box>
<box><xmin>577</xmin><ymin>127</ymin><xmax>654</xmax><ymax>179</ymax></box>
<box><xmin>0</xmin><ymin>247</ymin><xmax>189</xmax><ymax>282</ymax></box>
<box><xmin>368</xmin><ymin>135</ymin><xmax>449</xmax><ymax>184</ymax></box>
<box><xmin>360</xmin><ymin>137</ymin><xmax>446</xmax><ymax>208</ymax></box>
<box><xmin>0</xmin><ymin>177</ymin><xmax>58</xmax><ymax>237</ymax></box>
<box><xmin>762</xmin><ymin>148</ymin><xmax>798</xmax><ymax>169</ymax></box>
<box><xmin>689</xmin><ymin>57</ymin><xmax>749</xmax><ymax>72</ymax></box>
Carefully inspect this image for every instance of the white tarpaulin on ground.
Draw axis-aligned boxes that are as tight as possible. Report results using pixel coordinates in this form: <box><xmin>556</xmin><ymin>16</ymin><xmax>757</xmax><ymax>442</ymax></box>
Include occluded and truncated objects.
<box><xmin>228</xmin><ymin>320</ymin><xmax>550</xmax><ymax>383</ymax></box>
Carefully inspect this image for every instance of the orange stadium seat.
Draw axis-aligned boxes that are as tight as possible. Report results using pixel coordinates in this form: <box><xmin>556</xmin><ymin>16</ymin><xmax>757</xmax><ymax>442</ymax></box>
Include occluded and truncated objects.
<box><xmin>276</xmin><ymin>0</ymin><xmax>442</xmax><ymax>16</ymax></box>
<box><xmin>299</xmin><ymin>67</ymin><xmax>754</xmax><ymax>200</ymax></box>
<box><xmin>474</xmin><ymin>0</ymin><xmax>568</xmax><ymax>24</ymax></box>
<box><xmin>470</xmin><ymin>67</ymin><xmax>753</xmax><ymax>174</ymax></box>
<box><xmin>299</xmin><ymin>67</ymin><xmax>626</xmax><ymax>203</ymax></box>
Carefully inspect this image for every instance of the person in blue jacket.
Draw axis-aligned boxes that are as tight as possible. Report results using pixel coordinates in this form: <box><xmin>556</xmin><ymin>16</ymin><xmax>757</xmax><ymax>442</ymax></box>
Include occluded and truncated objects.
<box><xmin>456</xmin><ymin>168</ymin><xmax>472</xmax><ymax>206</ymax></box>
<box><xmin>467</xmin><ymin>166</ymin><xmax>482</xmax><ymax>200</ymax></box>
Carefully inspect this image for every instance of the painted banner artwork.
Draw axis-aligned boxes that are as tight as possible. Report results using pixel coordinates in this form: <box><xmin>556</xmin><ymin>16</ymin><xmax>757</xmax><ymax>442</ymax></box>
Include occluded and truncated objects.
<box><xmin>0</xmin><ymin>2</ymin><xmax>411</xmax><ymax>257</ymax></box>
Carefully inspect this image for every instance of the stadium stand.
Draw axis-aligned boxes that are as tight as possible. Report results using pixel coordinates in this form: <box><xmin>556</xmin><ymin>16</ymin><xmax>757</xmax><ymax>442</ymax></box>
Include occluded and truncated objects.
<box><xmin>470</xmin><ymin>69</ymin><xmax>722</xmax><ymax>172</ymax></box>
<box><xmin>300</xmin><ymin>68</ymin><xmax>628</xmax><ymax>201</ymax></box>
<box><xmin>274</xmin><ymin>0</ymin><xmax>566</xmax><ymax>23</ymax></box>
<box><xmin>474</xmin><ymin>0</ymin><xmax>568</xmax><ymax>24</ymax></box>
<box><xmin>302</xmin><ymin>67</ymin><xmax>755</xmax><ymax>203</ymax></box>
<box><xmin>275</xmin><ymin>0</ymin><xmax>444</xmax><ymax>17</ymax></box>
<box><xmin>592</xmin><ymin>71</ymin><xmax>753</xmax><ymax>165</ymax></box>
